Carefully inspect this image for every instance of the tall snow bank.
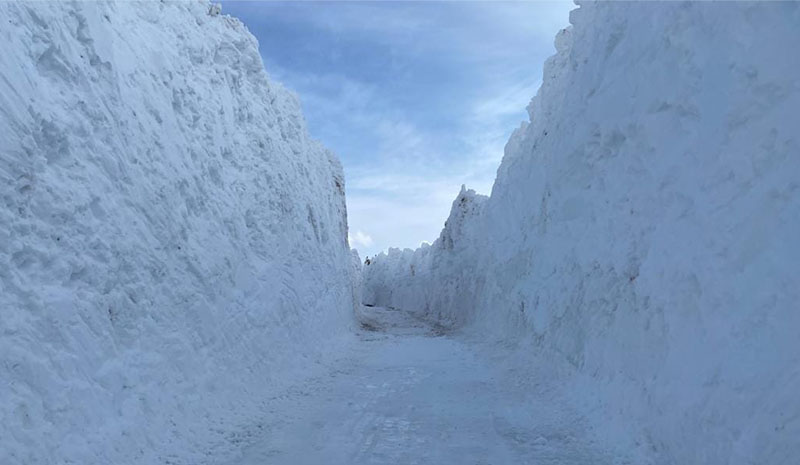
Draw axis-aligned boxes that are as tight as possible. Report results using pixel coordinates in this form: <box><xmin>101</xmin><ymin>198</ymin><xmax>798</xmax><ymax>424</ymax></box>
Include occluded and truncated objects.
<box><xmin>0</xmin><ymin>2</ymin><xmax>356</xmax><ymax>463</ymax></box>
<box><xmin>362</xmin><ymin>185</ymin><xmax>486</xmax><ymax>325</ymax></box>
<box><xmin>363</xmin><ymin>2</ymin><xmax>800</xmax><ymax>463</ymax></box>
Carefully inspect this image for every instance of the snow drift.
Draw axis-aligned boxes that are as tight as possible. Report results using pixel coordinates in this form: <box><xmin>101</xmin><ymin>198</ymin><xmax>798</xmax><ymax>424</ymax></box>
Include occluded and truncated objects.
<box><xmin>362</xmin><ymin>2</ymin><xmax>800</xmax><ymax>463</ymax></box>
<box><xmin>0</xmin><ymin>2</ymin><xmax>356</xmax><ymax>463</ymax></box>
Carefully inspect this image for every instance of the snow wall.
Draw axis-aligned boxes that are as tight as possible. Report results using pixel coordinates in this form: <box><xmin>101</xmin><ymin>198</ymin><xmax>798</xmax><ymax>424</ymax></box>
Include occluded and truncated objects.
<box><xmin>362</xmin><ymin>185</ymin><xmax>488</xmax><ymax>326</ymax></box>
<box><xmin>0</xmin><ymin>2</ymin><xmax>358</xmax><ymax>463</ymax></box>
<box><xmin>362</xmin><ymin>2</ymin><xmax>800</xmax><ymax>463</ymax></box>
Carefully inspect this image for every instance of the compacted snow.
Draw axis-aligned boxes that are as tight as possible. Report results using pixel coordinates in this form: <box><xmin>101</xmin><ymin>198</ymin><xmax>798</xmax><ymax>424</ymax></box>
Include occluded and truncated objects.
<box><xmin>363</xmin><ymin>2</ymin><xmax>800</xmax><ymax>464</ymax></box>
<box><xmin>225</xmin><ymin>306</ymin><xmax>635</xmax><ymax>465</ymax></box>
<box><xmin>0</xmin><ymin>2</ymin><xmax>357</xmax><ymax>463</ymax></box>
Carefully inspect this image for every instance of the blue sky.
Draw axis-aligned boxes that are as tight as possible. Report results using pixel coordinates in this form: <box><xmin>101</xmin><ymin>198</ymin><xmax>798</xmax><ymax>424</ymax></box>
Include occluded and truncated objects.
<box><xmin>221</xmin><ymin>1</ymin><xmax>573</xmax><ymax>257</ymax></box>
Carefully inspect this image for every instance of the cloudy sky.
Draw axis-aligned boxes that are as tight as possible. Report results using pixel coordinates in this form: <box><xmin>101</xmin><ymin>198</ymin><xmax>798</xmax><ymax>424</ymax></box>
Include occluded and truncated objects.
<box><xmin>222</xmin><ymin>1</ymin><xmax>573</xmax><ymax>257</ymax></box>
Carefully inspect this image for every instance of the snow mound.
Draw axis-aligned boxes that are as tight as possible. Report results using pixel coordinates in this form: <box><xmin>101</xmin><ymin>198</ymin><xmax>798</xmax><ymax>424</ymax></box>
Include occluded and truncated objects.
<box><xmin>0</xmin><ymin>2</ymin><xmax>356</xmax><ymax>463</ymax></box>
<box><xmin>363</xmin><ymin>2</ymin><xmax>800</xmax><ymax>463</ymax></box>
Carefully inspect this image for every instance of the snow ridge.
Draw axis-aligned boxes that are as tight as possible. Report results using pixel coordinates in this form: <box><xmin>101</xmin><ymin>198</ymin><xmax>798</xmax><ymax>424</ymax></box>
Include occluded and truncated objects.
<box><xmin>362</xmin><ymin>2</ymin><xmax>800</xmax><ymax>463</ymax></box>
<box><xmin>0</xmin><ymin>2</ymin><xmax>356</xmax><ymax>463</ymax></box>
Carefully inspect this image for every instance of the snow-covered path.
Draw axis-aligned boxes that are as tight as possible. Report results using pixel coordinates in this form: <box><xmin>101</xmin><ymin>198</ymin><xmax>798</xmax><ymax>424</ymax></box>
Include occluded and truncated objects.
<box><xmin>223</xmin><ymin>307</ymin><xmax>623</xmax><ymax>465</ymax></box>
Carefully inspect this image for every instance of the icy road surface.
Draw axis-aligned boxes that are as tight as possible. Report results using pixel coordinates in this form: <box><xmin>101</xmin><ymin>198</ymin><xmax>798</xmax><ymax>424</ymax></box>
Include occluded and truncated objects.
<box><xmin>223</xmin><ymin>306</ymin><xmax>627</xmax><ymax>465</ymax></box>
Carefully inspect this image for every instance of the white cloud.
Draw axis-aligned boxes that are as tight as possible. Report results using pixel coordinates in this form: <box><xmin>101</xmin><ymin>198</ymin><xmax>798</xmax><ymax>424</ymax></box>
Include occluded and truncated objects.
<box><xmin>348</xmin><ymin>230</ymin><xmax>374</xmax><ymax>249</ymax></box>
<box><xmin>224</xmin><ymin>0</ymin><xmax>572</xmax><ymax>257</ymax></box>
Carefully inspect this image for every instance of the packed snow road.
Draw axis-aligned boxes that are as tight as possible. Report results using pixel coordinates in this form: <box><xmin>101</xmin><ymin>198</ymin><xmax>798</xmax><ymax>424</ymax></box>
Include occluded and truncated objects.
<box><xmin>220</xmin><ymin>306</ymin><xmax>626</xmax><ymax>465</ymax></box>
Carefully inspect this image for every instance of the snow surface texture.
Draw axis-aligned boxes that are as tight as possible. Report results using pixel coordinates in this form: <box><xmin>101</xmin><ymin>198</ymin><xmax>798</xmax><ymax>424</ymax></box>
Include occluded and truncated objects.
<box><xmin>0</xmin><ymin>2</ymin><xmax>357</xmax><ymax>463</ymax></box>
<box><xmin>363</xmin><ymin>2</ymin><xmax>800</xmax><ymax>463</ymax></box>
<box><xmin>230</xmin><ymin>306</ymin><xmax>630</xmax><ymax>465</ymax></box>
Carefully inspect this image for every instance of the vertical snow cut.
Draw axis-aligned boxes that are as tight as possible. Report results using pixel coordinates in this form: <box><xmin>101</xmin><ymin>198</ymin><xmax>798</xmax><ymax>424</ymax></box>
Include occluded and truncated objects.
<box><xmin>0</xmin><ymin>1</ymin><xmax>357</xmax><ymax>463</ymax></box>
<box><xmin>362</xmin><ymin>2</ymin><xmax>800</xmax><ymax>463</ymax></box>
